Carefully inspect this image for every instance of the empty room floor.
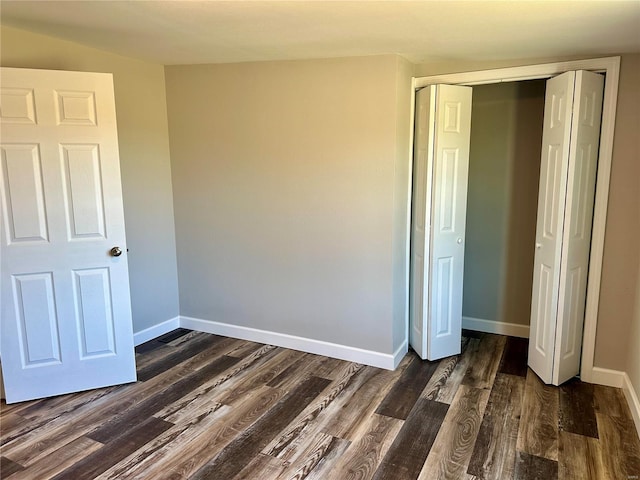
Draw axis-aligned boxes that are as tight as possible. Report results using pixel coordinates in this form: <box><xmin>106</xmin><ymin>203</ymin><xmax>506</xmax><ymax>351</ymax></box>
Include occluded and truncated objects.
<box><xmin>1</xmin><ymin>329</ymin><xmax>639</xmax><ymax>480</ymax></box>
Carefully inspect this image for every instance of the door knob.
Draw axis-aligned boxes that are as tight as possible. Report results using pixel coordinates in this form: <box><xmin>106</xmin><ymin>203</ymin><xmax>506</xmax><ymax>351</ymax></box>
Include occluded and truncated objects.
<box><xmin>110</xmin><ymin>246</ymin><xmax>123</xmax><ymax>257</ymax></box>
<box><xmin>536</xmin><ymin>243</ymin><xmax>542</xmax><ymax>249</ymax></box>
<box><xmin>457</xmin><ymin>237</ymin><xmax>463</xmax><ymax>244</ymax></box>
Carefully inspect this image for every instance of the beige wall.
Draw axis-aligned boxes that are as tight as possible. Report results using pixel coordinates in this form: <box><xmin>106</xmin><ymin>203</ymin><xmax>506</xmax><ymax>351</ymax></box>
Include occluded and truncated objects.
<box><xmin>166</xmin><ymin>56</ymin><xmax>410</xmax><ymax>354</ymax></box>
<box><xmin>463</xmin><ymin>81</ymin><xmax>545</xmax><ymax>326</ymax></box>
<box><xmin>392</xmin><ymin>56</ymin><xmax>414</xmax><ymax>351</ymax></box>
<box><xmin>0</xmin><ymin>26</ymin><xmax>180</xmax><ymax>333</ymax></box>
<box><xmin>416</xmin><ymin>53</ymin><xmax>640</xmax><ymax>371</ymax></box>
<box><xmin>598</xmin><ymin>54</ymin><xmax>640</xmax><ymax>371</ymax></box>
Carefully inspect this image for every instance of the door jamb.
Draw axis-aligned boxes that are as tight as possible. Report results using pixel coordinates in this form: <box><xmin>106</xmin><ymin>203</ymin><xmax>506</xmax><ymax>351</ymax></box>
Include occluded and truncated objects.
<box><xmin>407</xmin><ymin>56</ymin><xmax>621</xmax><ymax>383</ymax></box>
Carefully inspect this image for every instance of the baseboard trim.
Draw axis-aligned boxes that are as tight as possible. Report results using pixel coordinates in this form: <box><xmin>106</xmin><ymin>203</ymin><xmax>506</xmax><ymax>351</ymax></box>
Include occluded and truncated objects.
<box><xmin>133</xmin><ymin>316</ymin><xmax>181</xmax><ymax>346</ymax></box>
<box><xmin>393</xmin><ymin>339</ymin><xmax>409</xmax><ymax>369</ymax></box>
<box><xmin>589</xmin><ymin>366</ymin><xmax>625</xmax><ymax>388</ymax></box>
<box><xmin>622</xmin><ymin>373</ymin><xmax>640</xmax><ymax>439</ymax></box>
<box><xmin>180</xmin><ymin>316</ymin><xmax>399</xmax><ymax>370</ymax></box>
<box><xmin>462</xmin><ymin>316</ymin><xmax>530</xmax><ymax>338</ymax></box>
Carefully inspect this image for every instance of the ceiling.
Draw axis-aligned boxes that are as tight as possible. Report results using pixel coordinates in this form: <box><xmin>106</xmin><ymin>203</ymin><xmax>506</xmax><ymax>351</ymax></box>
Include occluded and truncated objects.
<box><xmin>2</xmin><ymin>1</ymin><xmax>640</xmax><ymax>66</ymax></box>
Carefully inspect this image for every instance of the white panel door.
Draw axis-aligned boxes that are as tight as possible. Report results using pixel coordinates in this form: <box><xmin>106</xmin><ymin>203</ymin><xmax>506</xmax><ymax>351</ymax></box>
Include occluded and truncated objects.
<box><xmin>553</xmin><ymin>71</ymin><xmax>604</xmax><ymax>384</ymax></box>
<box><xmin>409</xmin><ymin>86</ymin><xmax>436</xmax><ymax>359</ymax></box>
<box><xmin>410</xmin><ymin>84</ymin><xmax>472</xmax><ymax>361</ymax></box>
<box><xmin>0</xmin><ymin>67</ymin><xmax>136</xmax><ymax>403</ymax></box>
<box><xmin>528</xmin><ymin>70</ymin><xmax>604</xmax><ymax>385</ymax></box>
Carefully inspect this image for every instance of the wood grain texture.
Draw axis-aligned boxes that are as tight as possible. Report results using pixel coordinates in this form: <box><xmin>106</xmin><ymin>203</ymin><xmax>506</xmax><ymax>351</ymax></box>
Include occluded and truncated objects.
<box><xmin>2</xmin><ymin>330</ymin><xmax>638</xmax><ymax>480</ymax></box>
<box><xmin>559</xmin><ymin>378</ymin><xmax>598</xmax><ymax>438</ymax></box>
<box><xmin>375</xmin><ymin>353</ymin><xmax>439</xmax><ymax>420</ymax></box>
<box><xmin>7</xmin><ymin>437</ymin><xmax>102</xmax><ymax>480</ymax></box>
<box><xmin>418</xmin><ymin>385</ymin><xmax>490</xmax><ymax>480</ymax></box>
<box><xmin>189</xmin><ymin>376</ymin><xmax>331</xmax><ymax>480</ymax></box>
<box><xmin>498</xmin><ymin>336</ymin><xmax>529</xmax><ymax>378</ymax></box>
<box><xmin>422</xmin><ymin>337</ymin><xmax>474</xmax><ymax>404</ymax></box>
<box><xmin>593</xmin><ymin>384</ymin><xmax>629</xmax><ymax>418</ymax></box>
<box><xmin>325</xmin><ymin>414</ymin><xmax>403</xmax><ymax>480</ymax></box>
<box><xmin>517</xmin><ymin>369</ymin><xmax>559</xmax><ymax>461</ymax></box>
<box><xmin>514</xmin><ymin>452</ymin><xmax>558</xmax><ymax>480</ymax></box>
<box><xmin>50</xmin><ymin>416</ymin><xmax>172</xmax><ymax>480</ymax></box>
<box><xmin>1</xmin><ymin>455</ymin><xmax>25</xmax><ymax>476</ymax></box>
<box><xmin>462</xmin><ymin>334</ymin><xmax>506</xmax><ymax>389</ymax></box>
<box><xmin>467</xmin><ymin>373</ymin><xmax>525</xmax><ymax>479</ymax></box>
<box><xmin>372</xmin><ymin>398</ymin><xmax>449</xmax><ymax>480</ymax></box>
<box><xmin>87</xmin><ymin>354</ymin><xmax>241</xmax><ymax>443</ymax></box>
<box><xmin>558</xmin><ymin>431</ymin><xmax>609</xmax><ymax>480</ymax></box>
<box><xmin>596</xmin><ymin>412</ymin><xmax>640</xmax><ymax>480</ymax></box>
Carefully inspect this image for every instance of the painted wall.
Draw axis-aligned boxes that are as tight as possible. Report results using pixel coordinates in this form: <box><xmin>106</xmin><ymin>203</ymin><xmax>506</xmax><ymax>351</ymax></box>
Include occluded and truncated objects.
<box><xmin>165</xmin><ymin>56</ymin><xmax>411</xmax><ymax>355</ymax></box>
<box><xmin>463</xmin><ymin>81</ymin><xmax>545</xmax><ymax>326</ymax></box>
<box><xmin>416</xmin><ymin>53</ymin><xmax>640</xmax><ymax>371</ymax></box>
<box><xmin>0</xmin><ymin>26</ymin><xmax>181</xmax><ymax>334</ymax></box>
<box><xmin>598</xmin><ymin>54</ymin><xmax>640</xmax><ymax>371</ymax></box>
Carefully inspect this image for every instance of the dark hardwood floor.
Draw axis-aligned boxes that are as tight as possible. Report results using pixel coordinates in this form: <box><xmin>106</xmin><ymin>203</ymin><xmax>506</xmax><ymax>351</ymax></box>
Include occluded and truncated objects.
<box><xmin>1</xmin><ymin>329</ymin><xmax>639</xmax><ymax>479</ymax></box>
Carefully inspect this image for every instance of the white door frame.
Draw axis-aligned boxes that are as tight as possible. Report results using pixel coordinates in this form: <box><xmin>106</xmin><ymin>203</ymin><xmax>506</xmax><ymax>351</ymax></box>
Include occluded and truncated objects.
<box><xmin>406</xmin><ymin>56</ymin><xmax>621</xmax><ymax>383</ymax></box>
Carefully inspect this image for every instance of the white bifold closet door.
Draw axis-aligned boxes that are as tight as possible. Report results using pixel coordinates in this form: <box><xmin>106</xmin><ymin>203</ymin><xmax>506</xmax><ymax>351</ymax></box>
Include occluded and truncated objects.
<box><xmin>528</xmin><ymin>70</ymin><xmax>604</xmax><ymax>385</ymax></box>
<box><xmin>0</xmin><ymin>67</ymin><xmax>137</xmax><ymax>403</ymax></box>
<box><xmin>409</xmin><ymin>84</ymin><xmax>472</xmax><ymax>361</ymax></box>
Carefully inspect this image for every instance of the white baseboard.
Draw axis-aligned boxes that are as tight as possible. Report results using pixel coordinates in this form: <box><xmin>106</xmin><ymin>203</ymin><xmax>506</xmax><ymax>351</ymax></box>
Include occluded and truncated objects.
<box><xmin>622</xmin><ymin>373</ymin><xmax>640</xmax><ymax>439</ymax></box>
<box><xmin>180</xmin><ymin>316</ymin><xmax>400</xmax><ymax>370</ymax></box>
<box><xmin>393</xmin><ymin>339</ymin><xmax>409</xmax><ymax>369</ymax></box>
<box><xmin>462</xmin><ymin>316</ymin><xmax>530</xmax><ymax>338</ymax></box>
<box><xmin>589</xmin><ymin>366</ymin><xmax>625</xmax><ymax>388</ymax></box>
<box><xmin>133</xmin><ymin>316</ymin><xmax>181</xmax><ymax>346</ymax></box>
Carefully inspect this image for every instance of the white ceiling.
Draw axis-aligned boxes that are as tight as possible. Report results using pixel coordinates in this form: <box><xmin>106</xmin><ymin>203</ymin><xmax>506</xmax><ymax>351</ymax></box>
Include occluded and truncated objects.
<box><xmin>2</xmin><ymin>1</ymin><xmax>640</xmax><ymax>66</ymax></box>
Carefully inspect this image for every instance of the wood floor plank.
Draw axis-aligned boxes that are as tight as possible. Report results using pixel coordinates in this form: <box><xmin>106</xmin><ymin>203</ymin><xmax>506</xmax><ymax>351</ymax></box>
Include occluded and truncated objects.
<box><xmin>498</xmin><ymin>336</ymin><xmax>529</xmax><ymax>377</ymax></box>
<box><xmin>375</xmin><ymin>353</ymin><xmax>439</xmax><ymax>420</ymax></box>
<box><xmin>110</xmin><ymin>386</ymin><xmax>290</xmax><ymax>479</ymax></box>
<box><xmin>134</xmin><ymin>339</ymin><xmax>166</xmax><ymax>355</ymax></box>
<box><xmin>372</xmin><ymin>398</ymin><xmax>449</xmax><ymax>480</ymax></box>
<box><xmin>1</xmin><ymin>386</ymin><xmax>120</xmax><ymax>449</ymax></box>
<box><xmin>462</xmin><ymin>334</ymin><xmax>506</xmax><ymax>389</ymax></box>
<box><xmin>232</xmin><ymin>453</ymin><xmax>288</xmax><ymax>480</ymax></box>
<box><xmin>262</xmin><ymin>362</ymin><xmax>363</xmax><ymax>458</ymax></box>
<box><xmin>217</xmin><ymin>348</ymin><xmax>305</xmax><ymax>405</ymax></box>
<box><xmin>156</xmin><ymin>328</ymin><xmax>192</xmax><ymax>344</ymax></box>
<box><xmin>422</xmin><ymin>337</ymin><xmax>475</xmax><ymax>404</ymax></box>
<box><xmin>418</xmin><ymin>385</ymin><xmax>490</xmax><ymax>480</ymax></box>
<box><xmin>559</xmin><ymin>378</ymin><xmax>598</xmax><ymax>438</ymax></box>
<box><xmin>325</xmin><ymin>413</ymin><xmax>403</xmax><ymax>480</ymax></box>
<box><xmin>316</xmin><ymin>362</ymin><xmax>406</xmax><ymax>441</ymax></box>
<box><xmin>98</xmin><ymin>403</ymin><xmax>233</xmax><ymax>479</ymax></box>
<box><xmin>514</xmin><ymin>451</ymin><xmax>558</xmax><ymax>480</ymax></box>
<box><xmin>8</xmin><ymin>436</ymin><xmax>102</xmax><ymax>480</ymax></box>
<box><xmin>596</xmin><ymin>412</ymin><xmax>640</xmax><ymax>480</ymax></box>
<box><xmin>516</xmin><ymin>369</ymin><xmax>559</xmax><ymax>461</ymax></box>
<box><xmin>51</xmin><ymin>417</ymin><xmax>172</xmax><ymax>480</ymax></box>
<box><xmin>1</xmin><ymin>455</ymin><xmax>25</xmax><ymax>476</ymax></box>
<box><xmin>154</xmin><ymin>344</ymin><xmax>279</xmax><ymax>423</ymax></box>
<box><xmin>189</xmin><ymin>376</ymin><xmax>331</xmax><ymax>480</ymax></box>
<box><xmin>289</xmin><ymin>433</ymin><xmax>351</xmax><ymax>480</ymax></box>
<box><xmin>467</xmin><ymin>373</ymin><xmax>525</xmax><ymax>480</ymax></box>
<box><xmin>558</xmin><ymin>430</ymin><xmax>609</xmax><ymax>480</ymax></box>
<box><xmin>87</xmin><ymin>354</ymin><xmax>241</xmax><ymax>443</ymax></box>
<box><xmin>136</xmin><ymin>332</ymin><xmax>227</xmax><ymax>382</ymax></box>
<box><xmin>593</xmin><ymin>384</ymin><xmax>629</xmax><ymax>418</ymax></box>
<box><xmin>4</xmin><ymin>332</ymin><xmax>638</xmax><ymax>480</ymax></box>
<box><xmin>1</xmin><ymin>338</ymin><xmax>241</xmax><ymax>466</ymax></box>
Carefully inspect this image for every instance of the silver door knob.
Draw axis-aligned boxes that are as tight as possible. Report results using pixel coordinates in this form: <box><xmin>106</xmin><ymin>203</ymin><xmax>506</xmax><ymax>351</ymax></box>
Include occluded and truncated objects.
<box><xmin>536</xmin><ymin>243</ymin><xmax>542</xmax><ymax>249</ymax></box>
<box><xmin>457</xmin><ymin>237</ymin><xmax>463</xmax><ymax>244</ymax></box>
<box><xmin>110</xmin><ymin>246</ymin><xmax>123</xmax><ymax>257</ymax></box>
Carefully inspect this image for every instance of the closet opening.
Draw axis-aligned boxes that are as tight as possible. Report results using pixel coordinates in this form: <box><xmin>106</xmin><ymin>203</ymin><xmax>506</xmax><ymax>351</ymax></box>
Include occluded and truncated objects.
<box><xmin>462</xmin><ymin>79</ymin><xmax>546</xmax><ymax>340</ymax></box>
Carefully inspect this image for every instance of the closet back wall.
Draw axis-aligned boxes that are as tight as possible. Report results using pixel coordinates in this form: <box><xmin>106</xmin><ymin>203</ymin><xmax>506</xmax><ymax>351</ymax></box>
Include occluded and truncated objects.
<box><xmin>463</xmin><ymin>81</ymin><xmax>545</xmax><ymax>329</ymax></box>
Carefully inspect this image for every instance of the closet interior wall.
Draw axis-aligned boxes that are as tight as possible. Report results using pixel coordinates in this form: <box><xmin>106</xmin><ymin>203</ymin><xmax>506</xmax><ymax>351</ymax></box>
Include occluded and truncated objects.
<box><xmin>462</xmin><ymin>80</ymin><xmax>546</xmax><ymax>331</ymax></box>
